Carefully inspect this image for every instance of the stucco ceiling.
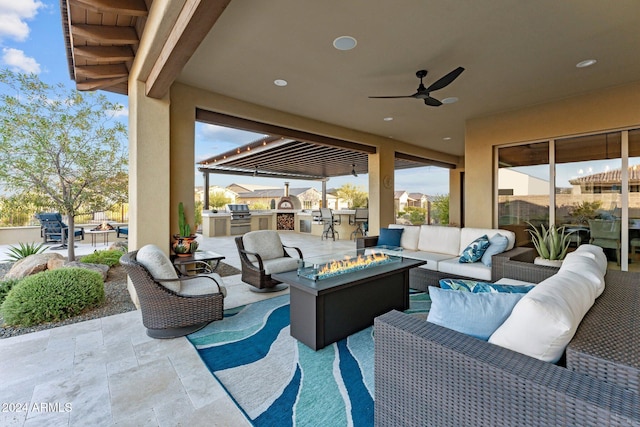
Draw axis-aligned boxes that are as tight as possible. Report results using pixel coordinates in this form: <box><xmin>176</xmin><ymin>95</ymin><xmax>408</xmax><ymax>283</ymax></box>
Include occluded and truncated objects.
<box><xmin>178</xmin><ymin>0</ymin><xmax>640</xmax><ymax>158</ymax></box>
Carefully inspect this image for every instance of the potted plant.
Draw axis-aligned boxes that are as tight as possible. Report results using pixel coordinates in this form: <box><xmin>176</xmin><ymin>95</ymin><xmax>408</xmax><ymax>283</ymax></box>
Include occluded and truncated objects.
<box><xmin>172</xmin><ymin>202</ymin><xmax>198</xmax><ymax>256</ymax></box>
<box><xmin>526</xmin><ymin>221</ymin><xmax>574</xmax><ymax>267</ymax></box>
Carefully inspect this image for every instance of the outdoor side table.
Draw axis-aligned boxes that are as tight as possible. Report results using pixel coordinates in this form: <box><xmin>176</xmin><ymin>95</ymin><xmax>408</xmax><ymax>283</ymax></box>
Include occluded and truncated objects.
<box><xmin>172</xmin><ymin>251</ymin><xmax>225</xmax><ymax>276</ymax></box>
<box><xmin>86</xmin><ymin>230</ymin><xmax>116</xmax><ymax>247</ymax></box>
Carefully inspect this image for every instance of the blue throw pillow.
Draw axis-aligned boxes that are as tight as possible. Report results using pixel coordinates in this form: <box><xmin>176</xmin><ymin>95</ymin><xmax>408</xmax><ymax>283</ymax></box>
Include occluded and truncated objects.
<box><xmin>481</xmin><ymin>233</ymin><xmax>510</xmax><ymax>267</ymax></box>
<box><xmin>427</xmin><ymin>286</ymin><xmax>525</xmax><ymax>340</ymax></box>
<box><xmin>459</xmin><ymin>235</ymin><xmax>490</xmax><ymax>263</ymax></box>
<box><xmin>439</xmin><ymin>278</ymin><xmax>534</xmax><ymax>294</ymax></box>
<box><xmin>378</xmin><ymin>228</ymin><xmax>403</xmax><ymax>247</ymax></box>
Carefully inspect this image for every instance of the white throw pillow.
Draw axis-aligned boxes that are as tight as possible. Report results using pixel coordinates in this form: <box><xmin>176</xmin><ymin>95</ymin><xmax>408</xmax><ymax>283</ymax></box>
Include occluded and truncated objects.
<box><xmin>136</xmin><ymin>244</ymin><xmax>181</xmax><ymax>293</ymax></box>
<box><xmin>418</xmin><ymin>225</ymin><xmax>460</xmax><ymax>256</ymax></box>
<box><xmin>489</xmin><ymin>270</ymin><xmax>596</xmax><ymax>363</ymax></box>
<box><xmin>575</xmin><ymin>244</ymin><xmax>608</xmax><ymax>274</ymax></box>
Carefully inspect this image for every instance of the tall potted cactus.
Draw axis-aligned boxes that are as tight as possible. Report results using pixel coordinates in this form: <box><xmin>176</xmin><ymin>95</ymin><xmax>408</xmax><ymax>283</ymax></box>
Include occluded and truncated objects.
<box><xmin>172</xmin><ymin>202</ymin><xmax>198</xmax><ymax>256</ymax></box>
<box><xmin>526</xmin><ymin>221</ymin><xmax>574</xmax><ymax>267</ymax></box>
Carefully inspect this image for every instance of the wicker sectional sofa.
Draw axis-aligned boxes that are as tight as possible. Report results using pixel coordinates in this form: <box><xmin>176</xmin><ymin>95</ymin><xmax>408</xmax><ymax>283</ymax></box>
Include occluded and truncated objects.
<box><xmin>374</xmin><ymin>257</ymin><xmax>640</xmax><ymax>426</ymax></box>
<box><xmin>357</xmin><ymin>224</ymin><xmax>528</xmax><ymax>291</ymax></box>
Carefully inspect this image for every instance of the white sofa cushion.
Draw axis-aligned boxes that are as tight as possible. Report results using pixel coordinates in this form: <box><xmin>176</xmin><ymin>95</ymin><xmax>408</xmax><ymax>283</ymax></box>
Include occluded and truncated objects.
<box><xmin>243</xmin><ymin>230</ymin><xmax>285</xmax><ymax>262</ymax></box>
<box><xmin>438</xmin><ymin>257</ymin><xmax>492</xmax><ymax>281</ymax></box>
<box><xmin>559</xmin><ymin>251</ymin><xmax>605</xmax><ymax>296</ymax></box>
<box><xmin>575</xmin><ymin>244</ymin><xmax>608</xmax><ymax>274</ymax></box>
<box><xmin>460</xmin><ymin>228</ymin><xmax>516</xmax><ymax>255</ymax></box>
<box><xmin>389</xmin><ymin>224</ymin><xmax>420</xmax><ymax>250</ymax></box>
<box><xmin>404</xmin><ymin>251</ymin><xmax>457</xmax><ymax>271</ymax></box>
<box><xmin>258</xmin><ymin>257</ymin><xmax>300</xmax><ymax>275</ymax></box>
<box><xmin>489</xmin><ymin>270</ymin><xmax>596</xmax><ymax>363</ymax></box>
<box><xmin>137</xmin><ymin>244</ymin><xmax>181</xmax><ymax>293</ymax></box>
<box><xmin>179</xmin><ymin>273</ymin><xmax>227</xmax><ymax>297</ymax></box>
<box><xmin>417</xmin><ymin>225</ymin><xmax>460</xmax><ymax>256</ymax></box>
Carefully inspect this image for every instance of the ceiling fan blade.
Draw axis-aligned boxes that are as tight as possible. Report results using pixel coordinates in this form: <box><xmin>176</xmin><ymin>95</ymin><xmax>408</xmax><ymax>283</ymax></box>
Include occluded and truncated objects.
<box><xmin>368</xmin><ymin>95</ymin><xmax>414</xmax><ymax>99</ymax></box>
<box><xmin>424</xmin><ymin>97</ymin><xmax>443</xmax><ymax>107</ymax></box>
<box><xmin>425</xmin><ymin>66</ymin><xmax>465</xmax><ymax>92</ymax></box>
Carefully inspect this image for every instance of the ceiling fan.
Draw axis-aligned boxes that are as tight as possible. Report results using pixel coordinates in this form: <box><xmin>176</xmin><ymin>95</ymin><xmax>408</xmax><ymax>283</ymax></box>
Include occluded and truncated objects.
<box><xmin>369</xmin><ymin>67</ymin><xmax>465</xmax><ymax>106</ymax></box>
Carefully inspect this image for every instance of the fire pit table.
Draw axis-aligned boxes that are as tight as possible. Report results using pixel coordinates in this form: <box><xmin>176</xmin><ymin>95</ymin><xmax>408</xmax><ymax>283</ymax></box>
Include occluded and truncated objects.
<box><xmin>272</xmin><ymin>249</ymin><xmax>425</xmax><ymax>350</ymax></box>
<box><xmin>86</xmin><ymin>223</ymin><xmax>117</xmax><ymax>247</ymax></box>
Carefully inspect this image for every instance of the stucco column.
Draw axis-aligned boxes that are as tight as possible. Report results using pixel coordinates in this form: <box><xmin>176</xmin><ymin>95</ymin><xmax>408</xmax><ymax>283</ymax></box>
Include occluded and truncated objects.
<box><xmin>128</xmin><ymin>79</ymin><xmax>172</xmax><ymax>306</ymax></box>
<box><xmin>368</xmin><ymin>145</ymin><xmax>395</xmax><ymax>234</ymax></box>
<box><xmin>169</xmin><ymin>85</ymin><xmax>196</xmax><ymax>236</ymax></box>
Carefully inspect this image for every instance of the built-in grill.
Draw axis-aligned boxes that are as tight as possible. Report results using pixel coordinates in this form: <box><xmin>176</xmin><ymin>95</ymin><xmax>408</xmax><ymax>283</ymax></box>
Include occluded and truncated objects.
<box><xmin>227</xmin><ymin>204</ymin><xmax>252</xmax><ymax>235</ymax></box>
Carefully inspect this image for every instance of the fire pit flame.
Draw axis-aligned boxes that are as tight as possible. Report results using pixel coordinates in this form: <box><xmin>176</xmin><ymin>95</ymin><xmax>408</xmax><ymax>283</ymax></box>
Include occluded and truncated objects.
<box><xmin>318</xmin><ymin>252</ymin><xmax>389</xmax><ymax>276</ymax></box>
<box><xmin>92</xmin><ymin>221</ymin><xmax>115</xmax><ymax>231</ymax></box>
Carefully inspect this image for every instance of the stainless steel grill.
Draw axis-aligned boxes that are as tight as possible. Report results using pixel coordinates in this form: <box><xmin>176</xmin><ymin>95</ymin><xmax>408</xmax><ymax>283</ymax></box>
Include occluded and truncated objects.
<box><xmin>227</xmin><ymin>204</ymin><xmax>252</xmax><ymax>235</ymax></box>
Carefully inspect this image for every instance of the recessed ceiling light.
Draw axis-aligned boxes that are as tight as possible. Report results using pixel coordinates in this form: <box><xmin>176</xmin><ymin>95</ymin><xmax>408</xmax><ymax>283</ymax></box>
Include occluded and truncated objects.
<box><xmin>333</xmin><ymin>36</ymin><xmax>357</xmax><ymax>51</ymax></box>
<box><xmin>274</xmin><ymin>79</ymin><xmax>288</xmax><ymax>86</ymax></box>
<box><xmin>576</xmin><ymin>59</ymin><xmax>597</xmax><ymax>68</ymax></box>
<box><xmin>442</xmin><ymin>97</ymin><xmax>458</xmax><ymax>104</ymax></box>
<box><xmin>443</xmin><ymin>137</ymin><xmax>452</xmax><ymax>141</ymax></box>
<box><xmin>383</xmin><ymin>117</ymin><xmax>393</xmax><ymax>121</ymax></box>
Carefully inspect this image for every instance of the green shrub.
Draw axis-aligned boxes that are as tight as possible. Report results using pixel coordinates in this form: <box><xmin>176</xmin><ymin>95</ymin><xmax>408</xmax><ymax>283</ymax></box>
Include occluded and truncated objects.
<box><xmin>4</xmin><ymin>242</ymin><xmax>47</xmax><ymax>262</ymax></box>
<box><xmin>1</xmin><ymin>268</ymin><xmax>104</xmax><ymax>326</ymax></box>
<box><xmin>80</xmin><ymin>249</ymin><xmax>123</xmax><ymax>267</ymax></box>
<box><xmin>0</xmin><ymin>278</ymin><xmax>20</xmax><ymax>304</ymax></box>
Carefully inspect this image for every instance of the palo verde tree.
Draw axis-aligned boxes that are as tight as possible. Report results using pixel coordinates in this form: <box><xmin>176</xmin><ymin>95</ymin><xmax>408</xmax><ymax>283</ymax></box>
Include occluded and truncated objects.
<box><xmin>336</xmin><ymin>183</ymin><xmax>368</xmax><ymax>208</ymax></box>
<box><xmin>0</xmin><ymin>70</ymin><xmax>128</xmax><ymax>260</ymax></box>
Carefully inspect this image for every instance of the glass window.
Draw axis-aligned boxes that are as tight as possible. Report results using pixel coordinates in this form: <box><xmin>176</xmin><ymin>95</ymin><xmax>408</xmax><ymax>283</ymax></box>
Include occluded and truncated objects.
<box><xmin>628</xmin><ymin>130</ymin><xmax>640</xmax><ymax>270</ymax></box>
<box><xmin>498</xmin><ymin>142</ymin><xmax>550</xmax><ymax>245</ymax></box>
<box><xmin>555</xmin><ymin>133</ymin><xmax>621</xmax><ymax>263</ymax></box>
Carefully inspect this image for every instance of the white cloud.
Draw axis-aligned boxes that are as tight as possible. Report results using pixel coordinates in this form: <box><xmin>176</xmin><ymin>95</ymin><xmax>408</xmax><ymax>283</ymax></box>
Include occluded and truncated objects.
<box><xmin>108</xmin><ymin>106</ymin><xmax>129</xmax><ymax>118</ymax></box>
<box><xmin>2</xmin><ymin>48</ymin><xmax>40</xmax><ymax>73</ymax></box>
<box><xmin>0</xmin><ymin>0</ymin><xmax>44</xmax><ymax>42</ymax></box>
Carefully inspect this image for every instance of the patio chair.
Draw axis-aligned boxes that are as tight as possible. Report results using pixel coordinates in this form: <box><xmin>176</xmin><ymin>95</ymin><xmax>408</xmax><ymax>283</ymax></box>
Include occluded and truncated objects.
<box><xmin>349</xmin><ymin>208</ymin><xmax>368</xmax><ymax>240</ymax></box>
<box><xmin>320</xmin><ymin>208</ymin><xmax>340</xmax><ymax>240</ymax></box>
<box><xmin>116</xmin><ymin>225</ymin><xmax>128</xmax><ymax>238</ymax></box>
<box><xmin>588</xmin><ymin>219</ymin><xmax>621</xmax><ymax>265</ymax></box>
<box><xmin>120</xmin><ymin>245</ymin><xmax>226</xmax><ymax>338</ymax></box>
<box><xmin>235</xmin><ymin>230</ymin><xmax>303</xmax><ymax>292</ymax></box>
<box><xmin>35</xmin><ymin>212</ymin><xmax>84</xmax><ymax>247</ymax></box>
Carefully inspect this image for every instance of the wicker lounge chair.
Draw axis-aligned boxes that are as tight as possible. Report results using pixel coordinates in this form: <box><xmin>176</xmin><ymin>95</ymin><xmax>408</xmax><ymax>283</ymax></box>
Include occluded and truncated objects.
<box><xmin>235</xmin><ymin>230</ymin><xmax>302</xmax><ymax>292</ymax></box>
<box><xmin>374</xmin><ymin>267</ymin><xmax>640</xmax><ymax>426</ymax></box>
<box><xmin>120</xmin><ymin>248</ymin><xmax>225</xmax><ymax>338</ymax></box>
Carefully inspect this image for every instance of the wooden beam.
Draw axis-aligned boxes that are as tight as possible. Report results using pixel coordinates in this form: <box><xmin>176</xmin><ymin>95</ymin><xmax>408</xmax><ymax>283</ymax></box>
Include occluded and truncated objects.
<box><xmin>70</xmin><ymin>0</ymin><xmax>147</xmax><ymax>16</ymax></box>
<box><xmin>75</xmin><ymin>64</ymin><xmax>129</xmax><ymax>79</ymax></box>
<box><xmin>74</xmin><ymin>46</ymin><xmax>134</xmax><ymax>62</ymax></box>
<box><xmin>146</xmin><ymin>0</ymin><xmax>232</xmax><ymax>99</ymax></box>
<box><xmin>72</xmin><ymin>24</ymin><xmax>138</xmax><ymax>44</ymax></box>
<box><xmin>76</xmin><ymin>76</ymin><xmax>129</xmax><ymax>91</ymax></box>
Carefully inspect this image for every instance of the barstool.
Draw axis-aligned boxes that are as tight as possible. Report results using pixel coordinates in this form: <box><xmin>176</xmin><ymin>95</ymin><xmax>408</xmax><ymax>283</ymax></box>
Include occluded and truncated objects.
<box><xmin>320</xmin><ymin>208</ymin><xmax>340</xmax><ymax>240</ymax></box>
<box><xmin>350</xmin><ymin>208</ymin><xmax>368</xmax><ymax>240</ymax></box>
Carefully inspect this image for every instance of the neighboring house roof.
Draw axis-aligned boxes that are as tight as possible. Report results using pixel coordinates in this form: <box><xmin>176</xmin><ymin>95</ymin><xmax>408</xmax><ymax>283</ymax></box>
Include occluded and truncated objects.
<box><xmin>394</xmin><ymin>190</ymin><xmax>408</xmax><ymax>199</ymax></box>
<box><xmin>568</xmin><ymin>166</ymin><xmax>640</xmax><ymax>185</ymax></box>
<box><xmin>227</xmin><ymin>183</ymin><xmax>280</xmax><ymax>193</ymax></box>
<box><xmin>236</xmin><ymin>188</ymin><xmax>320</xmax><ymax>199</ymax></box>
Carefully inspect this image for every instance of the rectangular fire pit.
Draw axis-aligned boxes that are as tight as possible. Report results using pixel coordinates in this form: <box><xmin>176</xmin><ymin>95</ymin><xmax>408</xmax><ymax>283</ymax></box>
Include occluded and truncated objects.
<box><xmin>272</xmin><ymin>250</ymin><xmax>424</xmax><ymax>350</ymax></box>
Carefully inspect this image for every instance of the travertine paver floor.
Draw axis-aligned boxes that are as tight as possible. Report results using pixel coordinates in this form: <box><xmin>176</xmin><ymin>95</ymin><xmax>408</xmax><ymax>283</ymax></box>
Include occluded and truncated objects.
<box><xmin>0</xmin><ymin>232</ymin><xmax>355</xmax><ymax>426</ymax></box>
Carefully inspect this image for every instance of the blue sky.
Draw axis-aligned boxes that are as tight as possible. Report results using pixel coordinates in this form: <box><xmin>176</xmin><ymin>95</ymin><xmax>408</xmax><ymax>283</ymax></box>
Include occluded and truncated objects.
<box><xmin>0</xmin><ymin>1</ymin><xmax>450</xmax><ymax>196</ymax></box>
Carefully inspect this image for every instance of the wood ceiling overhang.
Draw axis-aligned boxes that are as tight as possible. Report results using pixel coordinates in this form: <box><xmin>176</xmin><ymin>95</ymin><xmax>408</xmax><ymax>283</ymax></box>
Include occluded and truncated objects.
<box><xmin>197</xmin><ymin>110</ymin><xmax>455</xmax><ymax>180</ymax></box>
<box><xmin>61</xmin><ymin>0</ymin><xmax>149</xmax><ymax>95</ymax></box>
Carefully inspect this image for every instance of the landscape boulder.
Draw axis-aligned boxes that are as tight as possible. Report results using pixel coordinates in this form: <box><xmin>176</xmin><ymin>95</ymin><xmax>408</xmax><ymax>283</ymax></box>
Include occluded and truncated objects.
<box><xmin>4</xmin><ymin>253</ymin><xmax>64</xmax><ymax>280</ymax></box>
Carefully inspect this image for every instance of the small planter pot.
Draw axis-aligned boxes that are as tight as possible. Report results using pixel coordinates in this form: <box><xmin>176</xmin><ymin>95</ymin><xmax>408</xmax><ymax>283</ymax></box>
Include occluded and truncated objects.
<box><xmin>533</xmin><ymin>257</ymin><xmax>563</xmax><ymax>268</ymax></box>
<box><xmin>172</xmin><ymin>235</ymin><xmax>198</xmax><ymax>256</ymax></box>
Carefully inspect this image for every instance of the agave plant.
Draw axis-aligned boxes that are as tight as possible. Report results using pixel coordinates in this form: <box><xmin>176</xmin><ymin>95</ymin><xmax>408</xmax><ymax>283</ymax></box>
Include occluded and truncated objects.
<box><xmin>526</xmin><ymin>222</ymin><xmax>574</xmax><ymax>261</ymax></box>
<box><xmin>5</xmin><ymin>242</ymin><xmax>47</xmax><ymax>262</ymax></box>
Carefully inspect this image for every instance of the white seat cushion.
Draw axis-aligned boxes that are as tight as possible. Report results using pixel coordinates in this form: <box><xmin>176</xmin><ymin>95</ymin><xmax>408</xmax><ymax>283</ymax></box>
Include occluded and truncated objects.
<box><xmin>575</xmin><ymin>244</ymin><xmax>608</xmax><ymax>274</ymax></box>
<box><xmin>179</xmin><ymin>273</ymin><xmax>227</xmax><ymax>297</ymax></box>
<box><xmin>388</xmin><ymin>224</ymin><xmax>420</xmax><ymax>250</ymax></box>
<box><xmin>489</xmin><ymin>270</ymin><xmax>597</xmax><ymax>363</ymax></box>
<box><xmin>559</xmin><ymin>251</ymin><xmax>605</xmax><ymax>296</ymax></box>
<box><xmin>137</xmin><ymin>244</ymin><xmax>180</xmax><ymax>293</ymax></box>
<box><xmin>417</xmin><ymin>225</ymin><xmax>461</xmax><ymax>256</ymax></box>
<box><xmin>257</xmin><ymin>257</ymin><xmax>300</xmax><ymax>275</ymax></box>
<box><xmin>438</xmin><ymin>257</ymin><xmax>492</xmax><ymax>281</ymax></box>
<box><xmin>243</xmin><ymin>230</ymin><xmax>285</xmax><ymax>262</ymax></box>
<box><xmin>403</xmin><ymin>251</ymin><xmax>457</xmax><ymax>271</ymax></box>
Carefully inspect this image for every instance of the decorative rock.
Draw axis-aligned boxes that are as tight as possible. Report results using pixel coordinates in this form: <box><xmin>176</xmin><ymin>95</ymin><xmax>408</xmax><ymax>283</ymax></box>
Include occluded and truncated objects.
<box><xmin>64</xmin><ymin>261</ymin><xmax>110</xmax><ymax>281</ymax></box>
<box><xmin>47</xmin><ymin>258</ymin><xmax>66</xmax><ymax>270</ymax></box>
<box><xmin>4</xmin><ymin>253</ymin><xmax>64</xmax><ymax>280</ymax></box>
<box><xmin>109</xmin><ymin>241</ymin><xmax>128</xmax><ymax>252</ymax></box>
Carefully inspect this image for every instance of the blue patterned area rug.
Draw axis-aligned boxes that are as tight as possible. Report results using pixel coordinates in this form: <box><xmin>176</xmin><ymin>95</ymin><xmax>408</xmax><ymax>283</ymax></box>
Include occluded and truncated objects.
<box><xmin>187</xmin><ymin>292</ymin><xmax>430</xmax><ymax>427</ymax></box>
